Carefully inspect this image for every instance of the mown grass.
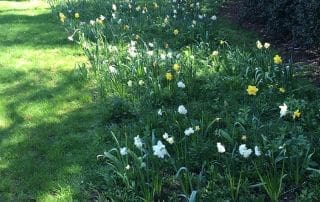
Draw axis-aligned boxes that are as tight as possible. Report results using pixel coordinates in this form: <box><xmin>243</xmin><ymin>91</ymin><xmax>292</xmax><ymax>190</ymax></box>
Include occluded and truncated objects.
<box><xmin>0</xmin><ymin>1</ymin><xmax>107</xmax><ymax>201</ymax></box>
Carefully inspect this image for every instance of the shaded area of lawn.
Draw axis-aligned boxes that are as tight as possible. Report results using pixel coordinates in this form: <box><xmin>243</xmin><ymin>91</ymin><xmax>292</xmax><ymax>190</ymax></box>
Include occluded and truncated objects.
<box><xmin>0</xmin><ymin>1</ymin><xmax>107</xmax><ymax>201</ymax></box>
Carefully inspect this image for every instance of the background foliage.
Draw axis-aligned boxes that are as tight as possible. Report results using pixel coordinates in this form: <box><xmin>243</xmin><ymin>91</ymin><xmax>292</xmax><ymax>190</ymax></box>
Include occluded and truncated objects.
<box><xmin>241</xmin><ymin>0</ymin><xmax>320</xmax><ymax>47</ymax></box>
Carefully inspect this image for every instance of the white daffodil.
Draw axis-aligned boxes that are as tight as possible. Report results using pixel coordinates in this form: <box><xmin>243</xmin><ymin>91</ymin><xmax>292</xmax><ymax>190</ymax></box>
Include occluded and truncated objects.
<box><xmin>152</xmin><ymin>140</ymin><xmax>168</xmax><ymax>158</ymax></box>
<box><xmin>134</xmin><ymin>135</ymin><xmax>143</xmax><ymax>149</ymax></box>
<box><xmin>178</xmin><ymin>105</ymin><xmax>187</xmax><ymax>115</ymax></box>
<box><xmin>120</xmin><ymin>147</ymin><xmax>128</xmax><ymax>156</ymax></box>
<box><xmin>279</xmin><ymin>103</ymin><xmax>288</xmax><ymax>118</ymax></box>
<box><xmin>184</xmin><ymin>127</ymin><xmax>195</xmax><ymax>136</ymax></box>
<box><xmin>254</xmin><ymin>146</ymin><xmax>261</xmax><ymax>156</ymax></box>
<box><xmin>217</xmin><ymin>142</ymin><xmax>226</xmax><ymax>153</ymax></box>
<box><xmin>239</xmin><ymin>144</ymin><xmax>252</xmax><ymax>158</ymax></box>
<box><xmin>177</xmin><ymin>81</ymin><xmax>186</xmax><ymax>88</ymax></box>
<box><xmin>163</xmin><ymin>132</ymin><xmax>169</xmax><ymax>139</ymax></box>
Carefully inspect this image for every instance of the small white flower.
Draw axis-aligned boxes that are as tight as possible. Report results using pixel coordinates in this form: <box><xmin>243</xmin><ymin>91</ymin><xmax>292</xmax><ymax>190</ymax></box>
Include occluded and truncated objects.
<box><xmin>254</xmin><ymin>146</ymin><xmax>261</xmax><ymax>156</ymax></box>
<box><xmin>177</xmin><ymin>81</ymin><xmax>186</xmax><ymax>88</ymax></box>
<box><xmin>127</xmin><ymin>80</ymin><xmax>133</xmax><ymax>87</ymax></box>
<box><xmin>138</xmin><ymin>80</ymin><xmax>144</xmax><ymax>86</ymax></box>
<box><xmin>147</xmin><ymin>50</ymin><xmax>154</xmax><ymax>56</ymax></box>
<box><xmin>112</xmin><ymin>4</ymin><xmax>117</xmax><ymax>11</ymax></box>
<box><xmin>125</xmin><ymin>164</ymin><xmax>130</xmax><ymax>170</ymax></box>
<box><xmin>112</xmin><ymin>13</ymin><xmax>116</xmax><ymax>19</ymax></box>
<box><xmin>99</xmin><ymin>15</ymin><xmax>106</xmax><ymax>21</ymax></box>
<box><xmin>152</xmin><ymin>140</ymin><xmax>168</xmax><ymax>158</ymax></box>
<box><xmin>90</xmin><ymin>20</ymin><xmax>95</xmax><ymax>25</ymax></box>
<box><xmin>148</xmin><ymin>42</ymin><xmax>154</xmax><ymax>48</ymax></box>
<box><xmin>264</xmin><ymin>42</ymin><xmax>270</xmax><ymax>49</ymax></box>
<box><xmin>239</xmin><ymin>144</ymin><xmax>252</xmax><ymax>158</ymax></box>
<box><xmin>109</xmin><ymin>65</ymin><xmax>118</xmax><ymax>74</ymax></box>
<box><xmin>256</xmin><ymin>40</ymin><xmax>263</xmax><ymax>49</ymax></box>
<box><xmin>184</xmin><ymin>127</ymin><xmax>195</xmax><ymax>136</ymax></box>
<box><xmin>217</xmin><ymin>142</ymin><xmax>226</xmax><ymax>153</ymax></box>
<box><xmin>167</xmin><ymin>137</ymin><xmax>174</xmax><ymax>144</ymax></box>
<box><xmin>157</xmin><ymin>109</ymin><xmax>163</xmax><ymax>116</ymax></box>
<box><xmin>141</xmin><ymin>162</ymin><xmax>146</xmax><ymax>168</ymax></box>
<box><xmin>178</xmin><ymin>105</ymin><xmax>187</xmax><ymax>115</ymax></box>
<box><xmin>160</xmin><ymin>53</ymin><xmax>166</xmax><ymax>60</ymax></box>
<box><xmin>279</xmin><ymin>103</ymin><xmax>288</xmax><ymax>118</ymax></box>
<box><xmin>134</xmin><ymin>135</ymin><xmax>143</xmax><ymax>149</ymax></box>
<box><xmin>120</xmin><ymin>147</ymin><xmax>128</xmax><ymax>156</ymax></box>
<box><xmin>212</xmin><ymin>50</ymin><xmax>219</xmax><ymax>56</ymax></box>
<box><xmin>198</xmin><ymin>14</ymin><xmax>203</xmax><ymax>19</ymax></box>
<box><xmin>163</xmin><ymin>132</ymin><xmax>169</xmax><ymax>139</ymax></box>
<box><xmin>67</xmin><ymin>35</ymin><xmax>74</xmax><ymax>41</ymax></box>
<box><xmin>210</xmin><ymin>15</ymin><xmax>217</xmax><ymax>21</ymax></box>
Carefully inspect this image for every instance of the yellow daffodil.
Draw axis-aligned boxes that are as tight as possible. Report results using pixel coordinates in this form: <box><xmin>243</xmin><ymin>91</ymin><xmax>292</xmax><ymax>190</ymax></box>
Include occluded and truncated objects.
<box><xmin>166</xmin><ymin>72</ymin><xmax>173</xmax><ymax>81</ymax></box>
<box><xmin>246</xmin><ymin>85</ymin><xmax>259</xmax><ymax>96</ymax></box>
<box><xmin>124</xmin><ymin>25</ymin><xmax>129</xmax><ymax>31</ymax></box>
<box><xmin>59</xmin><ymin>12</ymin><xmax>66</xmax><ymax>23</ymax></box>
<box><xmin>293</xmin><ymin>110</ymin><xmax>301</xmax><ymax>119</ymax></box>
<box><xmin>279</xmin><ymin>87</ymin><xmax>285</xmax><ymax>93</ymax></box>
<box><xmin>173</xmin><ymin>29</ymin><xmax>179</xmax><ymax>36</ymax></box>
<box><xmin>273</xmin><ymin>54</ymin><xmax>282</xmax><ymax>65</ymax></box>
<box><xmin>173</xmin><ymin>63</ymin><xmax>180</xmax><ymax>72</ymax></box>
<box><xmin>75</xmin><ymin>12</ymin><xmax>80</xmax><ymax>19</ymax></box>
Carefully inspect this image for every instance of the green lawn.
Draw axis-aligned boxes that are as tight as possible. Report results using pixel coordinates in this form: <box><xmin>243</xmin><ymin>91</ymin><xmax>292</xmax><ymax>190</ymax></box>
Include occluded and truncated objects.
<box><xmin>0</xmin><ymin>1</ymin><xmax>104</xmax><ymax>200</ymax></box>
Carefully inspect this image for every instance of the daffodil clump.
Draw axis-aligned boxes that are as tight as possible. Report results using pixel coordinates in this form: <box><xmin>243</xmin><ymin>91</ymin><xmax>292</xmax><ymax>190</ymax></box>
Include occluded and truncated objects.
<box><xmin>50</xmin><ymin>0</ymin><xmax>320</xmax><ymax>201</ymax></box>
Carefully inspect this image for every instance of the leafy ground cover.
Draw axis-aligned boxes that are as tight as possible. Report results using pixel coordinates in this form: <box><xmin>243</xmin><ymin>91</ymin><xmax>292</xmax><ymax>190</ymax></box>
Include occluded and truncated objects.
<box><xmin>1</xmin><ymin>0</ymin><xmax>320</xmax><ymax>201</ymax></box>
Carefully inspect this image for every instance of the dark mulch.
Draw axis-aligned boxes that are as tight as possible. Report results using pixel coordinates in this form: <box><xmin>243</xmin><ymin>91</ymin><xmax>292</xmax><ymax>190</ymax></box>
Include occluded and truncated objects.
<box><xmin>219</xmin><ymin>0</ymin><xmax>320</xmax><ymax>85</ymax></box>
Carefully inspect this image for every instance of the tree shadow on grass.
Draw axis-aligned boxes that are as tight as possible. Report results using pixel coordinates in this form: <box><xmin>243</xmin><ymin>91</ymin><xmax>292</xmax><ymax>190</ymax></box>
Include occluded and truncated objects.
<box><xmin>0</xmin><ymin>12</ymin><xmax>71</xmax><ymax>47</ymax></box>
<box><xmin>0</xmin><ymin>67</ymin><xmax>107</xmax><ymax>200</ymax></box>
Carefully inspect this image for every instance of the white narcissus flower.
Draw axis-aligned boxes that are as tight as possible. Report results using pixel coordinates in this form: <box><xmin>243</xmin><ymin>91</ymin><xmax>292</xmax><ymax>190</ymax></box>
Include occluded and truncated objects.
<box><xmin>157</xmin><ymin>109</ymin><xmax>163</xmax><ymax>116</ymax></box>
<box><xmin>264</xmin><ymin>42</ymin><xmax>270</xmax><ymax>49</ymax></box>
<box><xmin>177</xmin><ymin>81</ymin><xmax>186</xmax><ymax>88</ymax></box>
<box><xmin>254</xmin><ymin>146</ymin><xmax>261</xmax><ymax>156</ymax></box>
<box><xmin>120</xmin><ymin>147</ymin><xmax>128</xmax><ymax>155</ymax></box>
<box><xmin>184</xmin><ymin>127</ymin><xmax>195</xmax><ymax>136</ymax></box>
<box><xmin>163</xmin><ymin>132</ymin><xmax>169</xmax><ymax>139</ymax></box>
<box><xmin>112</xmin><ymin>4</ymin><xmax>117</xmax><ymax>11</ymax></box>
<box><xmin>256</xmin><ymin>40</ymin><xmax>263</xmax><ymax>49</ymax></box>
<box><xmin>125</xmin><ymin>164</ymin><xmax>130</xmax><ymax>170</ymax></box>
<box><xmin>134</xmin><ymin>135</ymin><xmax>143</xmax><ymax>149</ymax></box>
<box><xmin>239</xmin><ymin>144</ymin><xmax>252</xmax><ymax>158</ymax></box>
<box><xmin>167</xmin><ymin>137</ymin><xmax>174</xmax><ymax>144</ymax></box>
<box><xmin>178</xmin><ymin>105</ymin><xmax>187</xmax><ymax>115</ymax></box>
<box><xmin>138</xmin><ymin>80</ymin><xmax>144</xmax><ymax>86</ymax></box>
<box><xmin>216</xmin><ymin>142</ymin><xmax>226</xmax><ymax>153</ymax></box>
<box><xmin>127</xmin><ymin>80</ymin><xmax>133</xmax><ymax>87</ymax></box>
<box><xmin>109</xmin><ymin>65</ymin><xmax>118</xmax><ymax>74</ymax></box>
<box><xmin>152</xmin><ymin>140</ymin><xmax>168</xmax><ymax>158</ymax></box>
<box><xmin>210</xmin><ymin>15</ymin><xmax>217</xmax><ymax>21</ymax></box>
<box><xmin>279</xmin><ymin>103</ymin><xmax>288</xmax><ymax>118</ymax></box>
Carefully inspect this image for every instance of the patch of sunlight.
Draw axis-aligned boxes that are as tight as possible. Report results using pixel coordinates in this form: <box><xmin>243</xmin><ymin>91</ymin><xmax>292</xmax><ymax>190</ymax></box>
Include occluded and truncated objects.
<box><xmin>1</xmin><ymin>132</ymin><xmax>27</xmax><ymax>148</ymax></box>
<box><xmin>38</xmin><ymin>185</ymin><xmax>74</xmax><ymax>202</ymax></box>
<box><xmin>64</xmin><ymin>165</ymin><xmax>82</xmax><ymax>175</ymax></box>
<box><xmin>0</xmin><ymin>117</ymin><xmax>12</xmax><ymax>129</ymax></box>
<box><xmin>18</xmin><ymin>101</ymin><xmax>52</xmax><ymax>121</ymax></box>
<box><xmin>0</xmin><ymin>1</ymin><xmax>48</xmax><ymax>12</ymax></box>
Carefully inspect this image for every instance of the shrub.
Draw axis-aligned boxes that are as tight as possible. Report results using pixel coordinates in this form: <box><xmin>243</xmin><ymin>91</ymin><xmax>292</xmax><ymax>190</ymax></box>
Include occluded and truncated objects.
<box><xmin>241</xmin><ymin>0</ymin><xmax>320</xmax><ymax>47</ymax></box>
